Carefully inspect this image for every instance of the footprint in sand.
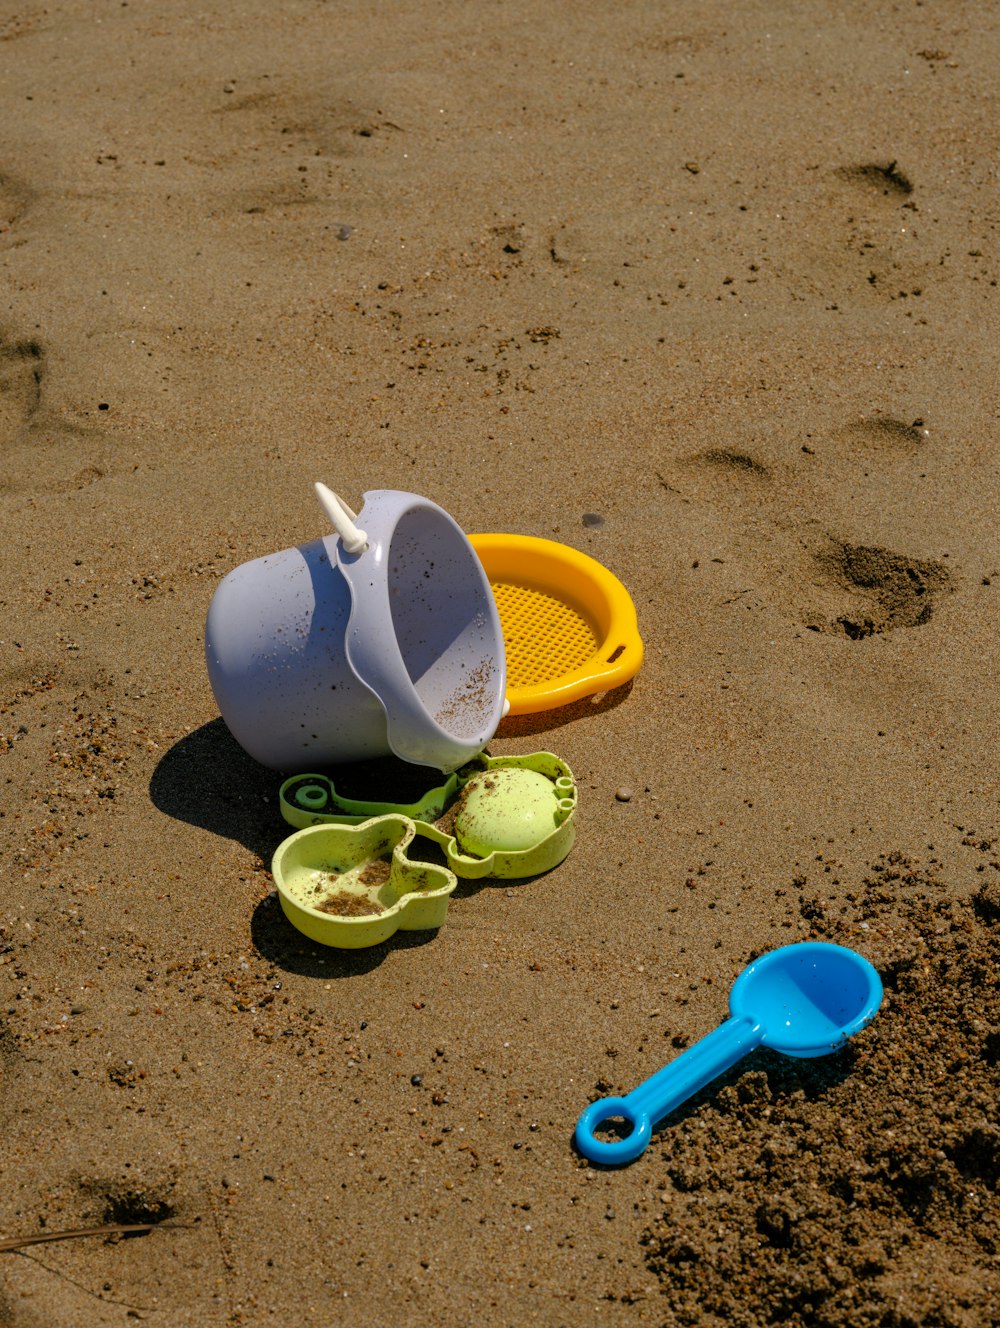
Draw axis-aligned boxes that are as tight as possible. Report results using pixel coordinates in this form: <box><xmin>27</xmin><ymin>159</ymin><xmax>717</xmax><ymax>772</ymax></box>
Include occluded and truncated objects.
<box><xmin>837</xmin><ymin>415</ymin><xmax>931</xmax><ymax>452</ymax></box>
<box><xmin>695</xmin><ymin>447</ymin><xmax>770</xmax><ymax>479</ymax></box>
<box><xmin>0</xmin><ymin>334</ymin><xmax>106</xmax><ymax>492</ymax></box>
<box><xmin>0</xmin><ymin>335</ymin><xmax>42</xmax><ymax>443</ymax></box>
<box><xmin>820</xmin><ymin>159</ymin><xmax>933</xmax><ymax>308</ymax></box>
<box><xmin>212</xmin><ymin>83</ymin><xmax>387</xmax><ymax>222</ymax></box>
<box><xmin>834</xmin><ymin>160</ymin><xmax>914</xmax><ymax>199</ymax></box>
<box><xmin>678</xmin><ymin>443</ymin><xmax>950</xmax><ymax>639</ymax></box>
<box><xmin>0</xmin><ymin>167</ymin><xmax>32</xmax><ymax>237</ymax></box>
<box><xmin>0</xmin><ymin>1012</ymin><xmax>21</xmax><ymax>1140</ymax></box>
<box><xmin>807</xmin><ymin>540</ymin><xmax>948</xmax><ymax>639</ymax></box>
<box><xmin>79</xmin><ymin>1171</ymin><xmax>179</xmax><ymax>1228</ymax></box>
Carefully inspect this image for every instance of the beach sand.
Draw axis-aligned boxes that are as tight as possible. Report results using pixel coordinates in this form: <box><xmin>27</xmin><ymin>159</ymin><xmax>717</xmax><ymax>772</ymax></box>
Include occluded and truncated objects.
<box><xmin>1</xmin><ymin>1</ymin><xmax>998</xmax><ymax>1323</ymax></box>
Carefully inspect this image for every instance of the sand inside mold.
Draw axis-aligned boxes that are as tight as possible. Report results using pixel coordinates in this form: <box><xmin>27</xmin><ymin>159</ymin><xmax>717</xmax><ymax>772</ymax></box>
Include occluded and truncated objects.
<box><xmin>1</xmin><ymin>1</ymin><xmax>998</xmax><ymax>1325</ymax></box>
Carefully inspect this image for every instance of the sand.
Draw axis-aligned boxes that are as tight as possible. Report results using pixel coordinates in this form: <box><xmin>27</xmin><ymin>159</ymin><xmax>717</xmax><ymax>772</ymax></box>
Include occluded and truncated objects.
<box><xmin>1</xmin><ymin>0</ymin><xmax>998</xmax><ymax>1323</ymax></box>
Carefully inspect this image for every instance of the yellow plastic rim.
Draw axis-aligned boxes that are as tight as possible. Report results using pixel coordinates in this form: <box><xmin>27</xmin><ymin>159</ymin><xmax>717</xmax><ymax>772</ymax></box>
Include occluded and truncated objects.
<box><xmin>469</xmin><ymin>534</ymin><xmax>643</xmax><ymax>715</ymax></box>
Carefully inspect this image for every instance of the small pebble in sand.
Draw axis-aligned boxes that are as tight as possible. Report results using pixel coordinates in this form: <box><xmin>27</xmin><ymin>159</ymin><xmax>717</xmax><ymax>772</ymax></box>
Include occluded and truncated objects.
<box><xmin>582</xmin><ymin>512</ymin><xmax>605</xmax><ymax>528</ymax></box>
<box><xmin>615</xmin><ymin>786</ymin><xmax>633</xmax><ymax>802</ymax></box>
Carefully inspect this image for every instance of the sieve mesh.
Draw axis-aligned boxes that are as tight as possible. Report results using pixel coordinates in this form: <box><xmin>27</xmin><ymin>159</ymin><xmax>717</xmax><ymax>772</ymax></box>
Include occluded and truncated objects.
<box><xmin>489</xmin><ymin>580</ymin><xmax>598</xmax><ymax>688</ymax></box>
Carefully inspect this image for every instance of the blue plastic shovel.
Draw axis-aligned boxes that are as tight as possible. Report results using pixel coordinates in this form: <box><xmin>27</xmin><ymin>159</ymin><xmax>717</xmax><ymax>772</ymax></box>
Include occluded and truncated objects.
<box><xmin>575</xmin><ymin>941</ymin><xmax>883</xmax><ymax>1166</ymax></box>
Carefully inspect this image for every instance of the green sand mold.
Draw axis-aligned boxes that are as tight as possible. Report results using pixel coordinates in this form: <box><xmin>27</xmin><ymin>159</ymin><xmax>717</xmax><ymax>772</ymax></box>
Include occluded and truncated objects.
<box><xmin>272</xmin><ymin>815</ymin><xmax>457</xmax><ymax>949</ymax></box>
<box><xmin>281</xmin><ymin>767</ymin><xmax>462</xmax><ymax>826</ymax></box>
<box><xmin>279</xmin><ymin>752</ymin><xmax>576</xmax><ymax>880</ymax></box>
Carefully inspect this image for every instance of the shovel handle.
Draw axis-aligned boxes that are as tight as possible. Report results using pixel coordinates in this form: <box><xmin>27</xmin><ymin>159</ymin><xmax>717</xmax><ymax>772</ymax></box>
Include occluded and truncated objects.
<box><xmin>574</xmin><ymin>1016</ymin><xmax>763</xmax><ymax>1165</ymax></box>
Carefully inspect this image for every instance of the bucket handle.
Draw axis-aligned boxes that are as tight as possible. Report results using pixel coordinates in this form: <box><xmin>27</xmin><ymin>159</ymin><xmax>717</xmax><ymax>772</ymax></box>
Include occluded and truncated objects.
<box><xmin>315</xmin><ymin>482</ymin><xmax>369</xmax><ymax>554</ymax></box>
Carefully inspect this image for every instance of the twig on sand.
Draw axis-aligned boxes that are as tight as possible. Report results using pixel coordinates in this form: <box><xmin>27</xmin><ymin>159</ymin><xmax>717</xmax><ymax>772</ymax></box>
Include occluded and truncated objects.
<box><xmin>0</xmin><ymin>1221</ymin><xmax>195</xmax><ymax>1252</ymax></box>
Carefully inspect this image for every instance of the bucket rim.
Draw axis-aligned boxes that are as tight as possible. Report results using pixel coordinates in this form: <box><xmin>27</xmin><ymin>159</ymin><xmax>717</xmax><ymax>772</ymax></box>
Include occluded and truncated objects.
<box><xmin>335</xmin><ymin>490</ymin><xmax>507</xmax><ymax>772</ymax></box>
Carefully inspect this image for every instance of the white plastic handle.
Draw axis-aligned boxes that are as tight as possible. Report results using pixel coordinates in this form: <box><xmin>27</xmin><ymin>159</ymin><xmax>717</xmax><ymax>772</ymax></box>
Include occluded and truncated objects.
<box><xmin>314</xmin><ymin>482</ymin><xmax>369</xmax><ymax>554</ymax></box>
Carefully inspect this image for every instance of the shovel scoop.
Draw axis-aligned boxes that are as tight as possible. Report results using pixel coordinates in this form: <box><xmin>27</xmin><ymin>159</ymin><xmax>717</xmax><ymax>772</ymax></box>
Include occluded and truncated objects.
<box><xmin>575</xmin><ymin>941</ymin><xmax>883</xmax><ymax>1166</ymax></box>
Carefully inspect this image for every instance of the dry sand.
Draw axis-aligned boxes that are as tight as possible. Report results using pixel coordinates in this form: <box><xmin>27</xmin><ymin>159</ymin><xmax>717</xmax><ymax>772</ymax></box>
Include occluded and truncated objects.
<box><xmin>2</xmin><ymin>1</ymin><xmax>998</xmax><ymax>1323</ymax></box>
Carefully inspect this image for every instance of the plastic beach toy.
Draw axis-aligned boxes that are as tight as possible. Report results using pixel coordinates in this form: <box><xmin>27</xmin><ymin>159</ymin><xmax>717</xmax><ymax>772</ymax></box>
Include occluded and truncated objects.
<box><xmin>278</xmin><ymin>751</ymin><xmax>577</xmax><ymax>880</ymax></box>
<box><xmin>575</xmin><ymin>942</ymin><xmax>883</xmax><ymax>1166</ymax></box>
<box><xmin>204</xmin><ymin>484</ymin><xmax>506</xmax><ymax>773</ymax></box>
<box><xmin>272</xmin><ymin>815</ymin><xmax>457</xmax><ymax>948</ymax></box>
<box><xmin>469</xmin><ymin>534</ymin><xmax>642</xmax><ymax>715</ymax></box>
<box><xmin>452</xmin><ymin>767</ymin><xmax>559</xmax><ymax>857</ymax></box>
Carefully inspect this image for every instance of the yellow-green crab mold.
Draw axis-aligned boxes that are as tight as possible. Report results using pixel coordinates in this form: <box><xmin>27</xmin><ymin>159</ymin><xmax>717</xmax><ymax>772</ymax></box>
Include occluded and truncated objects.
<box><xmin>279</xmin><ymin>752</ymin><xmax>577</xmax><ymax>880</ymax></box>
<box><xmin>271</xmin><ymin>815</ymin><xmax>457</xmax><ymax>949</ymax></box>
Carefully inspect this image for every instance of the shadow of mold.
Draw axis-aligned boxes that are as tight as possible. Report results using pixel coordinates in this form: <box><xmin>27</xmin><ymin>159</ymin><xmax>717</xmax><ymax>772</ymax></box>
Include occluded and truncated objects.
<box><xmin>249</xmin><ymin>892</ymin><xmax>438</xmax><ymax>977</ymax></box>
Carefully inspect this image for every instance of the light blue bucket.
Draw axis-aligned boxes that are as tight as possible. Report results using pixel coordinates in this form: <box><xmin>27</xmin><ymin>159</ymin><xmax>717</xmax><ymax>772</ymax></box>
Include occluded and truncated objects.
<box><xmin>205</xmin><ymin>486</ymin><xmax>507</xmax><ymax>773</ymax></box>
